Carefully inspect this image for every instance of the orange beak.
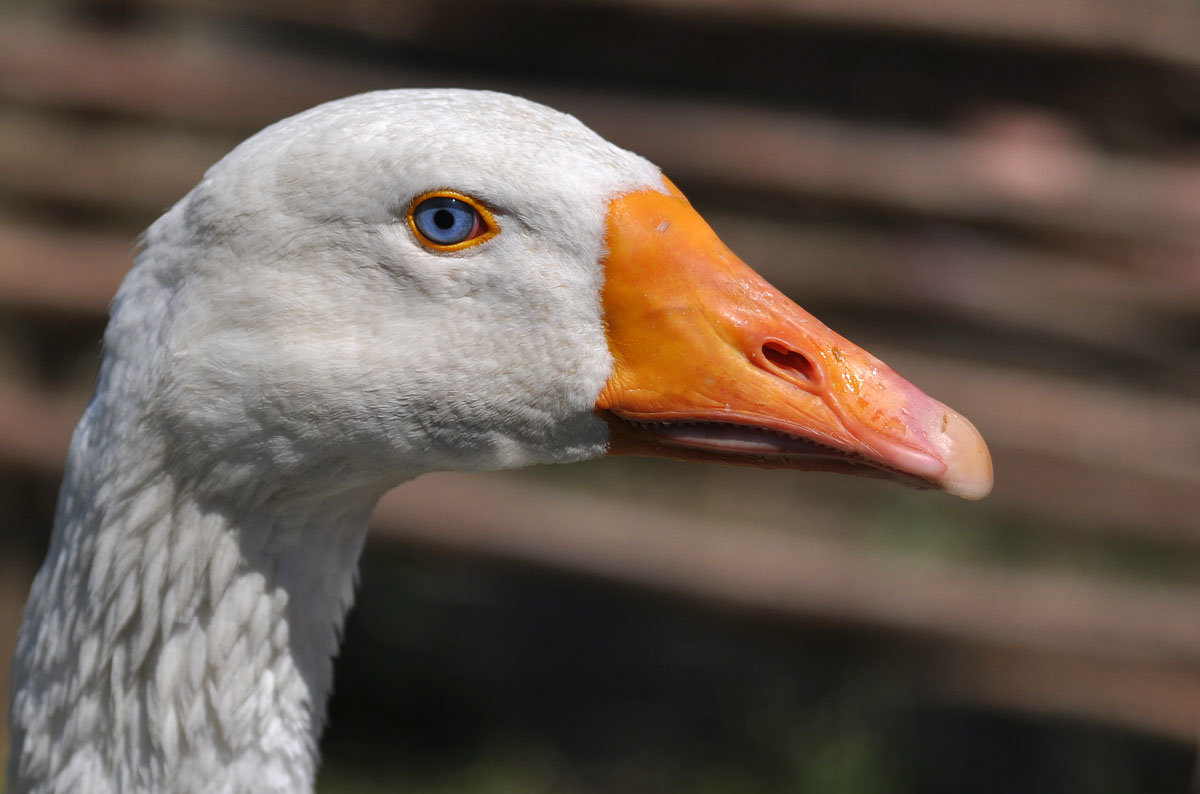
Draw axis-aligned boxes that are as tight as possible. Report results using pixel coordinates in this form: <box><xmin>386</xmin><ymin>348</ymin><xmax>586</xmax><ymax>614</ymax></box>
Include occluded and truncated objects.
<box><xmin>596</xmin><ymin>181</ymin><xmax>993</xmax><ymax>500</ymax></box>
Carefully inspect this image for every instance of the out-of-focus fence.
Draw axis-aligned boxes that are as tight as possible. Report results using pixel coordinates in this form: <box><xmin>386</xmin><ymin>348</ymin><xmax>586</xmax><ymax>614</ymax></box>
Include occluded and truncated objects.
<box><xmin>1</xmin><ymin>0</ymin><xmax>1198</xmax><ymax>784</ymax></box>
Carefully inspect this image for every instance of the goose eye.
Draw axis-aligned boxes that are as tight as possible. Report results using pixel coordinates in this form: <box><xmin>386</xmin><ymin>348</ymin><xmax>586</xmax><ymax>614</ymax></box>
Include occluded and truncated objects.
<box><xmin>408</xmin><ymin>193</ymin><xmax>496</xmax><ymax>250</ymax></box>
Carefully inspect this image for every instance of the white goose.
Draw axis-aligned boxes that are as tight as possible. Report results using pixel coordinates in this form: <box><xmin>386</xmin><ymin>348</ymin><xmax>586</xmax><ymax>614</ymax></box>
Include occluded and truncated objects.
<box><xmin>6</xmin><ymin>89</ymin><xmax>991</xmax><ymax>794</ymax></box>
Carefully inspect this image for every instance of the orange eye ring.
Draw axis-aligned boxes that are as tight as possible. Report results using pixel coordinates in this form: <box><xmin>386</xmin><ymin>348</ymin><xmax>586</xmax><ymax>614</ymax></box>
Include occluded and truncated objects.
<box><xmin>406</xmin><ymin>190</ymin><xmax>499</xmax><ymax>252</ymax></box>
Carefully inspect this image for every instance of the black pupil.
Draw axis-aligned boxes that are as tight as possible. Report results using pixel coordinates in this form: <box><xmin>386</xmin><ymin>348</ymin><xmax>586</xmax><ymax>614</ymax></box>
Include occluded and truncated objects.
<box><xmin>433</xmin><ymin>208</ymin><xmax>456</xmax><ymax>230</ymax></box>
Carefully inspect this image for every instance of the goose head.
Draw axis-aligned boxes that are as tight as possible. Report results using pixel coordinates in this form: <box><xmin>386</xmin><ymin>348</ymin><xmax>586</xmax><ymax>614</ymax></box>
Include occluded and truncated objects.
<box><xmin>8</xmin><ymin>88</ymin><xmax>995</xmax><ymax>794</ymax></box>
<box><xmin>124</xmin><ymin>88</ymin><xmax>991</xmax><ymax>500</ymax></box>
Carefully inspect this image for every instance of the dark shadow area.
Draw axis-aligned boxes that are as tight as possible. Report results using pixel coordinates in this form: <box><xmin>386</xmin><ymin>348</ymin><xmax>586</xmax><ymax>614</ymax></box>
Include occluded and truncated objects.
<box><xmin>321</xmin><ymin>544</ymin><xmax>1193</xmax><ymax>793</ymax></box>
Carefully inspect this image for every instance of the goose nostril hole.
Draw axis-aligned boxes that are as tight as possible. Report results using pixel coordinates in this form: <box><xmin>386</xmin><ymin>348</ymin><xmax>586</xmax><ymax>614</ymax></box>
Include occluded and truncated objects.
<box><xmin>763</xmin><ymin>342</ymin><xmax>816</xmax><ymax>384</ymax></box>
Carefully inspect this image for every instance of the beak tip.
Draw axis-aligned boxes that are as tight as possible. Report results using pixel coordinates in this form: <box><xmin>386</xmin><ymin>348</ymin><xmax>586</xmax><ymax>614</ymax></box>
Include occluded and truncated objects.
<box><xmin>937</xmin><ymin>411</ymin><xmax>994</xmax><ymax>500</ymax></box>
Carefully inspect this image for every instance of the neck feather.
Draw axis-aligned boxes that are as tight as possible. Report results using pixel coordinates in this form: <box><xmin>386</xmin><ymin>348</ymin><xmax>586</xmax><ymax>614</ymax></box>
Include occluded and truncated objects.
<box><xmin>8</xmin><ymin>391</ymin><xmax>384</xmax><ymax>794</ymax></box>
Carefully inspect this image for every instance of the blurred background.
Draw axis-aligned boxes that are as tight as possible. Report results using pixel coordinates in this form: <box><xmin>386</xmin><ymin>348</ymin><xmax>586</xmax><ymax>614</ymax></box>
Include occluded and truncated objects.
<box><xmin>2</xmin><ymin>0</ymin><xmax>1199</xmax><ymax>791</ymax></box>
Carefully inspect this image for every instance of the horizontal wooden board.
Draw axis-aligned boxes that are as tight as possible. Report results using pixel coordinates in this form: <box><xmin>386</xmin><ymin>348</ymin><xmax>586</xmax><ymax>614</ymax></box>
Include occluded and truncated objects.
<box><xmin>152</xmin><ymin>0</ymin><xmax>1200</xmax><ymax>69</ymax></box>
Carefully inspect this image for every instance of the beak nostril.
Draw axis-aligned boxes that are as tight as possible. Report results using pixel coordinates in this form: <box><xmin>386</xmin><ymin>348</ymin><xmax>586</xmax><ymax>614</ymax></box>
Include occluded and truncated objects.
<box><xmin>763</xmin><ymin>342</ymin><xmax>817</xmax><ymax>385</ymax></box>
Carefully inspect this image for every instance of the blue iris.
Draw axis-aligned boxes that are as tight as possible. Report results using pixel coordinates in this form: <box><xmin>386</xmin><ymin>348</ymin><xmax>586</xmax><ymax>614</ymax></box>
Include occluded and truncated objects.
<box><xmin>412</xmin><ymin>196</ymin><xmax>478</xmax><ymax>245</ymax></box>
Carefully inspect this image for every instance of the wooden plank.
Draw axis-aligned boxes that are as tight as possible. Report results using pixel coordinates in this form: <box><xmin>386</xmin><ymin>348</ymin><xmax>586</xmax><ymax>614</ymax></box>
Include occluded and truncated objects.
<box><xmin>148</xmin><ymin>0</ymin><xmax>1200</xmax><ymax>70</ymax></box>
<box><xmin>932</xmin><ymin>643</ymin><xmax>1200</xmax><ymax>742</ymax></box>
<box><xmin>959</xmin><ymin>443</ymin><xmax>1199</xmax><ymax>544</ymax></box>
<box><xmin>629</xmin><ymin>0</ymin><xmax>1200</xmax><ymax>67</ymax></box>
<box><xmin>3</xmin><ymin>21</ymin><xmax>1200</xmax><ymax>260</ymax></box>
<box><xmin>0</xmin><ymin>20</ymin><xmax>394</xmax><ymax>131</ymax></box>
<box><xmin>0</xmin><ymin>222</ymin><xmax>133</xmax><ymax>314</ymax></box>
<box><xmin>0</xmin><ymin>384</ymin><xmax>86</xmax><ymax>475</ymax></box>
<box><xmin>0</xmin><ymin>108</ymin><xmax>231</xmax><ymax>213</ymax></box>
